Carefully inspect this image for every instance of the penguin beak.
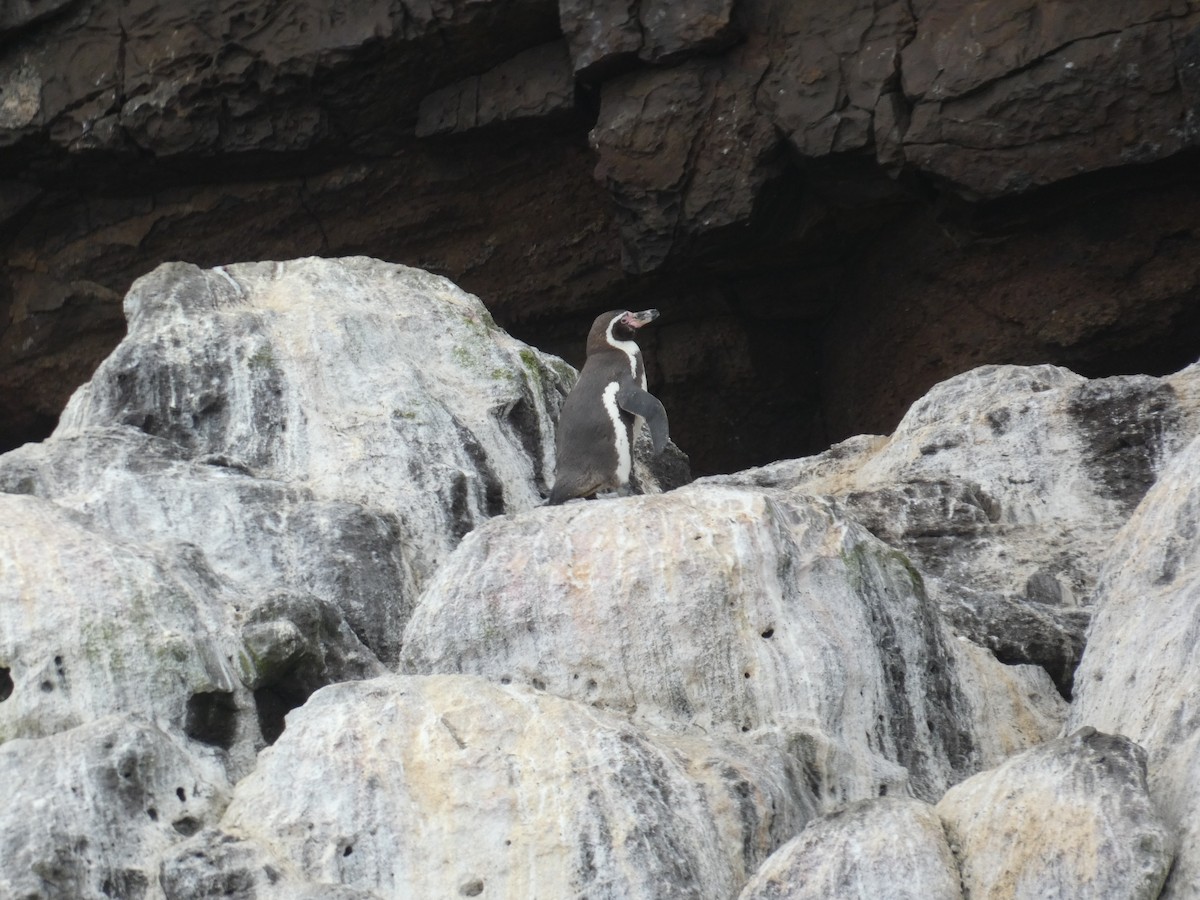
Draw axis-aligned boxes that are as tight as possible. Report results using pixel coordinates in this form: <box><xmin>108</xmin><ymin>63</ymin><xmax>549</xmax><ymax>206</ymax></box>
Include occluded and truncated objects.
<box><xmin>620</xmin><ymin>309</ymin><xmax>659</xmax><ymax>329</ymax></box>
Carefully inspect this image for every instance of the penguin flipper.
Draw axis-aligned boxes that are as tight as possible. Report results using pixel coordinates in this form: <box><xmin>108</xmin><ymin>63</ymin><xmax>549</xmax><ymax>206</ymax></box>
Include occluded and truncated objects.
<box><xmin>617</xmin><ymin>385</ymin><xmax>670</xmax><ymax>454</ymax></box>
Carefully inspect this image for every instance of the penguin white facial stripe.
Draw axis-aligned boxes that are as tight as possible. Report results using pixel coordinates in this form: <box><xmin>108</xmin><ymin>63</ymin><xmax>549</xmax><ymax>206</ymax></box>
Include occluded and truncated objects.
<box><xmin>601</xmin><ymin>381</ymin><xmax>632</xmax><ymax>485</ymax></box>
<box><xmin>605</xmin><ymin>314</ymin><xmax>640</xmax><ymax>381</ymax></box>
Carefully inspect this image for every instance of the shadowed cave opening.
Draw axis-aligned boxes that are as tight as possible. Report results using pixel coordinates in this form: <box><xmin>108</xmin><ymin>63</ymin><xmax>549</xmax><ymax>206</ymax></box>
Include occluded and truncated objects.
<box><xmin>184</xmin><ymin>690</ymin><xmax>239</xmax><ymax>749</ymax></box>
<box><xmin>254</xmin><ymin>681</ymin><xmax>315</xmax><ymax>746</ymax></box>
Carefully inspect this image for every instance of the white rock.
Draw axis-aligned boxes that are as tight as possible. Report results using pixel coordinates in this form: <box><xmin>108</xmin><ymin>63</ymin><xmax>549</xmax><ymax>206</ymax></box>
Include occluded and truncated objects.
<box><xmin>0</xmin><ymin>425</ymin><xmax>413</xmax><ymax>664</ymax></box>
<box><xmin>948</xmin><ymin>637</ymin><xmax>1067</xmax><ymax>767</ymax></box>
<box><xmin>936</xmin><ymin>727</ymin><xmax>1172</xmax><ymax>899</ymax></box>
<box><xmin>737</xmin><ymin>797</ymin><xmax>961</xmax><ymax>900</ymax></box>
<box><xmin>403</xmin><ymin>483</ymin><xmax>1061</xmax><ymax>804</ymax></box>
<box><xmin>55</xmin><ymin>257</ymin><xmax>573</xmax><ymax>591</ymax></box>
<box><xmin>0</xmin><ymin>715</ymin><xmax>229</xmax><ymax>900</ymax></box>
<box><xmin>159</xmin><ymin>829</ymin><xmax>382</xmax><ymax>899</ymax></box>
<box><xmin>1069</xmin><ymin>429</ymin><xmax>1200</xmax><ymax>896</ymax></box>
<box><xmin>221</xmin><ymin>674</ymin><xmax>796</xmax><ymax>899</ymax></box>
<box><xmin>706</xmin><ymin>364</ymin><xmax>1200</xmax><ymax>693</ymax></box>
<box><xmin>0</xmin><ymin>493</ymin><xmax>253</xmax><ymax>761</ymax></box>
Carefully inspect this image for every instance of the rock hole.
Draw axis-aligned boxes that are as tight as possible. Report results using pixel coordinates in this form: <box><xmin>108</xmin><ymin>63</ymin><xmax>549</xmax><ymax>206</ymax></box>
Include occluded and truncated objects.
<box><xmin>172</xmin><ymin>817</ymin><xmax>201</xmax><ymax>837</ymax></box>
<box><xmin>499</xmin><ymin>675</ymin><xmax>512</xmax><ymax>685</ymax></box>
<box><xmin>254</xmin><ymin>682</ymin><xmax>313</xmax><ymax>746</ymax></box>
<box><xmin>343</xmin><ymin>845</ymin><xmax>353</xmax><ymax>857</ymax></box>
<box><xmin>460</xmin><ymin>877</ymin><xmax>485</xmax><ymax>896</ymax></box>
<box><xmin>760</xmin><ymin>628</ymin><xmax>774</xmax><ymax>639</ymax></box>
<box><xmin>531</xmin><ymin>677</ymin><xmax>546</xmax><ymax>691</ymax></box>
<box><xmin>0</xmin><ymin>667</ymin><xmax>11</xmax><ymax>702</ymax></box>
<box><xmin>40</xmin><ymin>680</ymin><xmax>53</xmax><ymax>693</ymax></box>
<box><xmin>184</xmin><ymin>690</ymin><xmax>239</xmax><ymax>749</ymax></box>
<box><xmin>176</xmin><ymin>787</ymin><xmax>186</xmax><ymax>802</ymax></box>
<box><xmin>743</xmin><ymin>671</ymin><xmax>751</xmax><ymax>679</ymax></box>
<box><xmin>146</xmin><ymin>807</ymin><xmax>158</xmax><ymax>821</ymax></box>
<box><xmin>879</xmin><ymin>784</ymin><xmax>889</xmax><ymax>797</ymax></box>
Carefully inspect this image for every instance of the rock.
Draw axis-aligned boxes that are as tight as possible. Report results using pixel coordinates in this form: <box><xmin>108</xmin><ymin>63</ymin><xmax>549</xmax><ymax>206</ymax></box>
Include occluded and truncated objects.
<box><xmin>403</xmin><ymin>482</ymin><xmax>1065</xmax><ymax>804</ymax></box>
<box><xmin>0</xmin><ymin>715</ymin><xmax>230</xmax><ymax>900</ymax></box>
<box><xmin>1151</xmin><ymin>733</ymin><xmax>1200</xmax><ymax>899</ymax></box>
<box><xmin>416</xmin><ymin>41</ymin><xmax>576</xmax><ymax>137</ymax></box>
<box><xmin>159</xmin><ymin>829</ymin><xmax>381</xmax><ymax>900</ymax></box>
<box><xmin>1069</xmin><ymin>426</ymin><xmax>1200</xmax><ymax>896</ymax></box>
<box><xmin>947</xmin><ymin>637</ymin><xmax>1068</xmax><ymax>766</ymax></box>
<box><xmin>589</xmin><ymin>47</ymin><xmax>782</xmax><ymax>272</ymax></box>
<box><xmin>937</xmin><ymin>727</ymin><xmax>1173</xmax><ymax>899</ymax></box>
<box><xmin>736</xmin><ymin>797</ymin><xmax>960</xmax><ymax>900</ymax></box>
<box><xmin>706</xmin><ymin>364</ymin><xmax>1200</xmax><ymax>694</ymax></box>
<box><xmin>0</xmin><ymin>426</ymin><xmax>411</xmax><ymax>667</ymax></box>
<box><xmin>901</xmin><ymin>2</ymin><xmax>1199</xmax><ymax>197</ymax></box>
<box><xmin>55</xmin><ymin>257</ymin><xmax>569</xmax><ymax>587</ymax></box>
<box><xmin>0</xmin><ymin>492</ymin><xmax>262</xmax><ymax>765</ymax></box>
<box><xmin>751</xmin><ymin>0</ymin><xmax>914</xmax><ymax>159</ymax></box>
<box><xmin>220</xmin><ymin>674</ymin><xmax>799</xmax><ymax>899</ymax></box>
<box><xmin>559</xmin><ymin>0</ymin><xmax>739</xmax><ymax>76</ymax></box>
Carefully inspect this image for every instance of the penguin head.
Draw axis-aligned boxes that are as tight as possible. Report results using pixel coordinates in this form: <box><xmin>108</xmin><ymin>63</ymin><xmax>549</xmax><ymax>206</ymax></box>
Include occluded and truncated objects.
<box><xmin>587</xmin><ymin>309</ymin><xmax>659</xmax><ymax>356</ymax></box>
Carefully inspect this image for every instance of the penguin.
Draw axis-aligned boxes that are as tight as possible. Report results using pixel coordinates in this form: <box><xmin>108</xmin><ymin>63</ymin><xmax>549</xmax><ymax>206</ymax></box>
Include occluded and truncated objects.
<box><xmin>548</xmin><ymin>309</ymin><xmax>670</xmax><ymax>505</ymax></box>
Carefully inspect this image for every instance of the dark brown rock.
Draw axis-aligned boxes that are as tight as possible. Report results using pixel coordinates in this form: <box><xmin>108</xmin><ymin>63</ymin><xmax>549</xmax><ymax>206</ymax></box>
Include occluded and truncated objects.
<box><xmin>752</xmin><ymin>0</ymin><xmax>914</xmax><ymax>158</ymax></box>
<box><xmin>901</xmin><ymin>2</ymin><xmax>1198</xmax><ymax>197</ymax></box>
<box><xmin>590</xmin><ymin>45</ymin><xmax>781</xmax><ymax>272</ymax></box>
<box><xmin>559</xmin><ymin>0</ymin><xmax>738</xmax><ymax>76</ymax></box>
<box><xmin>416</xmin><ymin>41</ymin><xmax>575</xmax><ymax>137</ymax></box>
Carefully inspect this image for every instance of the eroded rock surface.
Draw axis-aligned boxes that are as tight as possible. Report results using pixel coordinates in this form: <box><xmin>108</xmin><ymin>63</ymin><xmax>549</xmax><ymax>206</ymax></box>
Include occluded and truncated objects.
<box><xmin>0</xmin><ymin>716</ymin><xmax>230</xmax><ymax>900</ymax></box>
<box><xmin>221</xmin><ymin>674</ymin><xmax>797</xmax><ymax>900</ymax></box>
<box><xmin>936</xmin><ymin>727</ymin><xmax>1173</xmax><ymax>899</ymax></box>
<box><xmin>403</xmin><ymin>483</ymin><xmax>1066</xmax><ymax>806</ymax></box>
<box><xmin>737</xmin><ymin>797</ymin><xmax>961</xmax><ymax>900</ymax></box>
<box><xmin>706</xmin><ymin>363</ymin><xmax>1200</xmax><ymax>696</ymax></box>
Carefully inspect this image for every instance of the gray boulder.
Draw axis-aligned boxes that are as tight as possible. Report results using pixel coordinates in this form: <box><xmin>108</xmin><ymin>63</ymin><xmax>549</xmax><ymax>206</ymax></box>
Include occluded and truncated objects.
<box><xmin>737</xmin><ymin>797</ymin><xmax>960</xmax><ymax>900</ymax></box>
<box><xmin>936</xmin><ymin>727</ymin><xmax>1172</xmax><ymax>899</ymax></box>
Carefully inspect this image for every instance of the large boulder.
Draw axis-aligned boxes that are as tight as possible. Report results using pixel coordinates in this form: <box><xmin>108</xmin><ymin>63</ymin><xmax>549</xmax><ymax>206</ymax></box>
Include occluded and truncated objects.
<box><xmin>936</xmin><ymin>727</ymin><xmax>1173</xmax><ymax>899</ymax></box>
<box><xmin>1069</xmin><ymin>427</ymin><xmax>1200</xmax><ymax>897</ymax></box>
<box><xmin>736</xmin><ymin>797</ymin><xmax>961</xmax><ymax>900</ymax></box>
<box><xmin>707</xmin><ymin>363</ymin><xmax>1200</xmax><ymax>695</ymax></box>
<box><xmin>403</xmin><ymin>483</ymin><xmax>1066</xmax><ymax>806</ymax></box>
<box><xmin>219</xmin><ymin>674</ymin><xmax>801</xmax><ymax>899</ymax></box>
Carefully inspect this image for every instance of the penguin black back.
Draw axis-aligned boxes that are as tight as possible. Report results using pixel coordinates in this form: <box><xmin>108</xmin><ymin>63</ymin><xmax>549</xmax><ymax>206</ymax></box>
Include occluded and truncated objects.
<box><xmin>549</xmin><ymin>310</ymin><xmax>670</xmax><ymax>505</ymax></box>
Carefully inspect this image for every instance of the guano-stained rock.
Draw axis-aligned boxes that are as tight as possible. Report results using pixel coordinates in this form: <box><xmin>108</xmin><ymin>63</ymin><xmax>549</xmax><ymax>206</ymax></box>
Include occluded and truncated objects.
<box><xmin>0</xmin><ymin>425</ymin><xmax>412</xmax><ymax>666</ymax></box>
<box><xmin>403</xmin><ymin>483</ymin><xmax>1064</xmax><ymax>805</ymax></box>
<box><xmin>221</xmin><ymin>674</ymin><xmax>796</xmax><ymax>900</ymax></box>
<box><xmin>706</xmin><ymin>363</ymin><xmax>1200</xmax><ymax>695</ymax></box>
<box><xmin>737</xmin><ymin>797</ymin><xmax>961</xmax><ymax>900</ymax></box>
<box><xmin>936</xmin><ymin>727</ymin><xmax>1173</xmax><ymax>900</ymax></box>
<box><xmin>0</xmin><ymin>493</ymin><xmax>257</xmax><ymax>763</ymax></box>
<box><xmin>52</xmin><ymin>257</ymin><xmax>572</xmax><ymax>604</ymax></box>
<box><xmin>1069</xmin><ymin>423</ymin><xmax>1200</xmax><ymax>897</ymax></box>
<box><xmin>0</xmin><ymin>715</ymin><xmax>230</xmax><ymax>900</ymax></box>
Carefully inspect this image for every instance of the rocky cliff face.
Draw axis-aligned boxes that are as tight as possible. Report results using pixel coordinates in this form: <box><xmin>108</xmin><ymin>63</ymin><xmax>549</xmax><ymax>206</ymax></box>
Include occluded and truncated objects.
<box><xmin>1</xmin><ymin>257</ymin><xmax>1198</xmax><ymax>898</ymax></box>
<box><xmin>3</xmin><ymin>2</ymin><xmax>1200</xmax><ymax>474</ymax></box>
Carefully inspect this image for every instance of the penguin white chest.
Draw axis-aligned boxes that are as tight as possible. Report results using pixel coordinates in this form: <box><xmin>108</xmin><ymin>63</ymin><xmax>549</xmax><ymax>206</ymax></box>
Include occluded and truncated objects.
<box><xmin>601</xmin><ymin>381</ymin><xmax>632</xmax><ymax>485</ymax></box>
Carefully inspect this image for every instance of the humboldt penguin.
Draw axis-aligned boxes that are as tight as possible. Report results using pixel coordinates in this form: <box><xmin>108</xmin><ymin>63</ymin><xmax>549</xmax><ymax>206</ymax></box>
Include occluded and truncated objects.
<box><xmin>548</xmin><ymin>309</ymin><xmax>669</xmax><ymax>505</ymax></box>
